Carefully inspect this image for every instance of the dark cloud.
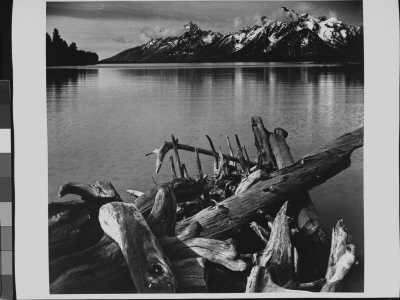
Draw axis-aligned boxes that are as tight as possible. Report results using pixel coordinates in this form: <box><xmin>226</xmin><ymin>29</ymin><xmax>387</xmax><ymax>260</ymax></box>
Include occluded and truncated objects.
<box><xmin>47</xmin><ymin>1</ymin><xmax>363</xmax><ymax>27</ymax></box>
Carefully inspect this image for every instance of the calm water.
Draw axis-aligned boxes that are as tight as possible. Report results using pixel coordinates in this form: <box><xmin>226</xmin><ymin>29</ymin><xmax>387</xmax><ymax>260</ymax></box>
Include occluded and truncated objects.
<box><xmin>47</xmin><ymin>63</ymin><xmax>364</xmax><ymax>261</ymax></box>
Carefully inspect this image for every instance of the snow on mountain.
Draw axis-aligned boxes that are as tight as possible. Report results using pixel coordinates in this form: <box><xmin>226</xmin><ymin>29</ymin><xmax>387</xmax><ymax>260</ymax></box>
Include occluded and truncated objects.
<box><xmin>101</xmin><ymin>6</ymin><xmax>363</xmax><ymax>63</ymax></box>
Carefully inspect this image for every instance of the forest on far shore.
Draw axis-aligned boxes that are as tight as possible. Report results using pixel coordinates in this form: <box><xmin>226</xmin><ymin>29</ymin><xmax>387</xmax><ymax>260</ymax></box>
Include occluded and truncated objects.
<box><xmin>46</xmin><ymin>28</ymin><xmax>98</xmax><ymax>66</ymax></box>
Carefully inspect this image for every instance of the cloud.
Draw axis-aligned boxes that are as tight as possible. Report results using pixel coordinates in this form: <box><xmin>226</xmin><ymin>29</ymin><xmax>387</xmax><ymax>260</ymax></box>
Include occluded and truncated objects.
<box><xmin>268</xmin><ymin>8</ymin><xmax>294</xmax><ymax>23</ymax></box>
<box><xmin>112</xmin><ymin>35</ymin><xmax>135</xmax><ymax>44</ymax></box>
<box><xmin>293</xmin><ymin>2</ymin><xmax>314</xmax><ymax>13</ymax></box>
<box><xmin>138</xmin><ymin>26</ymin><xmax>183</xmax><ymax>43</ymax></box>
<box><xmin>233</xmin><ymin>16</ymin><xmax>242</xmax><ymax>28</ymax></box>
<box><xmin>269</xmin><ymin>3</ymin><xmax>316</xmax><ymax>23</ymax></box>
<box><xmin>328</xmin><ymin>10</ymin><xmax>338</xmax><ymax>19</ymax></box>
<box><xmin>252</xmin><ymin>14</ymin><xmax>263</xmax><ymax>26</ymax></box>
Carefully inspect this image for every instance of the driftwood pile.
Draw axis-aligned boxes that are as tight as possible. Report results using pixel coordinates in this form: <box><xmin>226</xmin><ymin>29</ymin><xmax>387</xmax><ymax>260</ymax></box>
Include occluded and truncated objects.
<box><xmin>48</xmin><ymin>116</ymin><xmax>363</xmax><ymax>294</ymax></box>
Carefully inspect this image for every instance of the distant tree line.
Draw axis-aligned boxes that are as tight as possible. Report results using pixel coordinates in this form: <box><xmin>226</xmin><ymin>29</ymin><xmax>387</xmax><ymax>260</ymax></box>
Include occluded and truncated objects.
<box><xmin>46</xmin><ymin>28</ymin><xmax>99</xmax><ymax>66</ymax></box>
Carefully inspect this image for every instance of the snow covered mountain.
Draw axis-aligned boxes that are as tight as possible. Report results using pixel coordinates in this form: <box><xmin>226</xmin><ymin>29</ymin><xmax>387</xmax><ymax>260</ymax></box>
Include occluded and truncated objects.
<box><xmin>101</xmin><ymin>7</ymin><xmax>363</xmax><ymax>63</ymax></box>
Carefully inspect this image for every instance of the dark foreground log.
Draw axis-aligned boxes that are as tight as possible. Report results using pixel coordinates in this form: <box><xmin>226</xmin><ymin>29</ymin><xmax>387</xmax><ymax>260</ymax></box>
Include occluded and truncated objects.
<box><xmin>49</xmin><ymin>234</ymin><xmax>207</xmax><ymax>294</ymax></box>
<box><xmin>49</xmin><ymin>181</ymin><xmax>122</xmax><ymax>260</ymax></box>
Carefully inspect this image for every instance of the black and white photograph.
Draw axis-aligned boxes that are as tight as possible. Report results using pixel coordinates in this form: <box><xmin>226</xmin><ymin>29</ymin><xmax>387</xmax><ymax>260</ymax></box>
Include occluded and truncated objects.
<box><xmin>45</xmin><ymin>1</ymin><xmax>366</xmax><ymax>294</ymax></box>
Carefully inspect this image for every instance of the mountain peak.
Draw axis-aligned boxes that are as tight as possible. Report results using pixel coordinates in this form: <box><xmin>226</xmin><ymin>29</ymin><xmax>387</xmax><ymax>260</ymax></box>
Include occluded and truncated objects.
<box><xmin>281</xmin><ymin>6</ymin><xmax>300</xmax><ymax>21</ymax></box>
<box><xmin>184</xmin><ymin>21</ymin><xmax>201</xmax><ymax>35</ymax></box>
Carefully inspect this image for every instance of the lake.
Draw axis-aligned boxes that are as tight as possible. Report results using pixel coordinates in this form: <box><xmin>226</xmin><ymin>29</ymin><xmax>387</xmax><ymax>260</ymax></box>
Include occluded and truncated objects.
<box><xmin>47</xmin><ymin>62</ymin><xmax>364</xmax><ymax>289</ymax></box>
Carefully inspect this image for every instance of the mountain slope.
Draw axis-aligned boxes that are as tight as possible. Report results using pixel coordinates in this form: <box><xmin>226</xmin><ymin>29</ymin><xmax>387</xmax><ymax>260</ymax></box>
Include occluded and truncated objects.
<box><xmin>101</xmin><ymin>7</ymin><xmax>363</xmax><ymax>63</ymax></box>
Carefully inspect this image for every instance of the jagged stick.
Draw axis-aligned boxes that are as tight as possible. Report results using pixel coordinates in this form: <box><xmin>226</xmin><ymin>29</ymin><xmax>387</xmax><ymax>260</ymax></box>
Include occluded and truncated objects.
<box><xmin>243</xmin><ymin>145</ymin><xmax>250</xmax><ymax>162</ymax></box>
<box><xmin>237</xmin><ymin>147</ymin><xmax>249</xmax><ymax>175</ymax></box>
<box><xmin>182</xmin><ymin>164</ymin><xmax>189</xmax><ymax>178</ymax></box>
<box><xmin>215</xmin><ymin>146</ymin><xmax>228</xmax><ymax>178</ymax></box>
<box><xmin>171</xmin><ymin>135</ymin><xmax>184</xmax><ymax>178</ymax></box>
<box><xmin>234</xmin><ymin>134</ymin><xmax>242</xmax><ymax>151</ymax></box>
<box><xmin>234</xmin><ymin>134</ymin><xmax>248</xmax><ymax>174</ymax></box>
<box><xmin>195</xmin><ymin>148</ymin><xmax>203</xmax><ymax>179</ymax></box>
<box><xmin>226</xmin><ymin>135</ymin><xmax>236</xmax><ymax>168</ymax></box>
<box><xmin>169</xmin><ymin>156</ymin><xmax>177</xmax><ymax>179</ymax></box>
<box><xmin>206</xmin><ymin>134</ymin><xmax>219</xmax><ymax>174</ymax></box>
<box><xmin>249</xmin><ymin>221</ymin><xmax>270</xmax><ymax>244</ymax></box>
<box><xmin>146</xmin><ymin>139</ymin><xmax>256</xmax><ymax>173</ymax></box>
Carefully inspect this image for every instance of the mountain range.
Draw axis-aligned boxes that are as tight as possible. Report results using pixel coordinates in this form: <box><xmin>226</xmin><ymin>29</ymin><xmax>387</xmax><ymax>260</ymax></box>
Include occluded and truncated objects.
<box><xmin>101</xmin><ymin>6</ymin><xmax>363</xmax><ymax>63</ymax></box>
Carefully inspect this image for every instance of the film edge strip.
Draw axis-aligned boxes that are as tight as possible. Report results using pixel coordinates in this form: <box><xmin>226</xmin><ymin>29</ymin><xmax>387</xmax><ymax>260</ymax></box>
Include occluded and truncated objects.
<box><xmin>0</xmin><ymin>80</ymin><xmax>13</xmax><ymax>300</ymax></box>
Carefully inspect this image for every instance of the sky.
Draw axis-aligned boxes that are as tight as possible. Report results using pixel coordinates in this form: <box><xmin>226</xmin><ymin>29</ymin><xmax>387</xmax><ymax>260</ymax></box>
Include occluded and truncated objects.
<box><xmin>46</xmin><ymin>1</ymin><xmax>363</xmax><ymax>60</ymax></box>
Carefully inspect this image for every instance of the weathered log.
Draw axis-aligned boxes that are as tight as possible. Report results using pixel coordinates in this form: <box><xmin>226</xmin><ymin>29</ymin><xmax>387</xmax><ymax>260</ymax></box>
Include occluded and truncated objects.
<box><xmin>49</xmin><ymin>181</ymin><xmax>122</xmax><ymax>260</ymax></box>
<box><xmin>146</xmin><ymin>185</ymin><xmax>177</xmax><ymax>236</ymax></box>
<box><xmin>99</xmin><ymin>202</ymin><xmax>177</xmax><ymax>293</ymax></box>
<box><xmin>269</xmin><ymin>126</ymin><xmax>329</xmax><ymax>282</ymax></box>
<box><xmin>146</xmin><ymin>138</ymin><xmax>256</xmax><ymax>173</ymax></box>
<box><xmin>235</xmin><ymin>169</ymin><xmax>268</xmax><ymax>195</ymax></box>
<box><xmin>321</xmin><ymin>220</ymin><xmax>356</xmax><ymax>292</ymax></box>
<box><xmin>126</xmin><ymin>189</ymin><xmax>145</xmax><ymax>197</ymax></box>
<box><xmin>149</xmin><ymin>187</ymin><xmax>246</xmax><ymax>273</ymax></box>
<box><xmin>246</xmin><ymin>202</ymin><xmax>295</xmax><ymax>292</ymax></box>
<box><xmin>251</xmin><ymin>116</ymin><xmax>276</xmax><ymax>168</ymax></box>
<box><xmin>269</xmin><ymin>128</ymin><xmax>292</xmax><ymax>169</ymax></box>
<box><xmin>133</xmin><ymin>177</ymin><xmax>207</xmax><ymax>218</ymax></box>
<box><xmin>58</xmin><ymin>180</ymin><xmax>122</xmax><ymax>201</ymax></box>
<box><xmin>158</xmin><ymin>236</ymin><xmax>248</xmax><ymax>272</ymax></box>
<box><xmin>176</xmin><ymin>221</ymin><xmax>203</xmax><ymax>240</ymax></box>
<box><xmin>176</xmin><ymin>127</ymin><xmax>363</xmax><ymax>240</ymax></box>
